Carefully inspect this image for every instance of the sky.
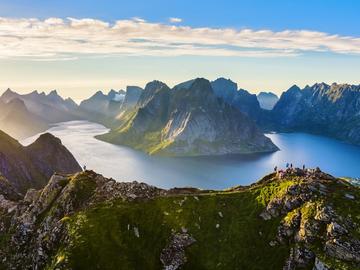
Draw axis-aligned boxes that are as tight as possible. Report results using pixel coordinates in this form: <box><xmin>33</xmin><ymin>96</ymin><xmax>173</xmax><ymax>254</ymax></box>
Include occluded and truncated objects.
<box><xmin>0</xmin><ymin>0</ymin><xmax>360</xmax><ymax>100</ymax></box>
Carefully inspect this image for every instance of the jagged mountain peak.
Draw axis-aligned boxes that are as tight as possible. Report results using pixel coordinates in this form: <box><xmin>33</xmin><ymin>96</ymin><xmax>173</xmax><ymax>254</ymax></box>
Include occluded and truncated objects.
<box><xmin>1</xmin><ymin>88</ymin><xmax>17</xmax><ymax>100</ymax></box>
<box><xmin>48</xmin><ymin>89</ymin><xmax>59</xmax><ymax>96</ymax></box>
<box><xmin>144</xmin><ymin>80</ymin><xmax>169</xmax><ymax>91</ymax></box>
<box><xmin>173</xmin><ymin>79</ymin><xmax>195</xmax><ymax>91</ymax></box>
<box><xmin>31</xmin><ymin>132</ymin><xmax>62</xmax><ymax>146</ymax></box>
<box><xmin>107</xmin><ymin>89</ymin><xmax>118</xmax><ymax>99</ymax></box>
<box><xmin>287</xmin><ymin>84</ymin><xmax>302</xmax><ymax>92</ymax></box>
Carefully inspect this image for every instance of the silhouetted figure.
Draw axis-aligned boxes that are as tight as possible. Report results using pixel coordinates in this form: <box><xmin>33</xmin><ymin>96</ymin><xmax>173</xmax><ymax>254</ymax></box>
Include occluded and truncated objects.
<box><xmin>303</xmin><ymin>164</ymin><xmax>305</xmax><ymax>170</ymax></box>
<box><xmin>286</xmin><ymin>163</ymin><xmax>289</xmax><ymax>168</ymax></box>
<box><xmin>290</xmin><ymin>163</ymin><xmax>293</xmax><ymax>169</ymax></box>
<box><xmin>274</xmin><ymin>166</ymin><xmax>278</xmax><ymax>172</ymax></box>
<box><xmin>83</xmin><ymin>165</ymin><xmax>87</xmax><ymax>171</ymax></box>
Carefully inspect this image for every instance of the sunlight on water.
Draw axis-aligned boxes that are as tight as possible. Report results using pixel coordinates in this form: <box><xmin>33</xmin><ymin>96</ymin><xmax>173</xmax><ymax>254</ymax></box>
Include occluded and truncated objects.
<box><xmin>22</xmin><ymin>121</ymin><xmax>360</xmax><ymax>190</ymax></box>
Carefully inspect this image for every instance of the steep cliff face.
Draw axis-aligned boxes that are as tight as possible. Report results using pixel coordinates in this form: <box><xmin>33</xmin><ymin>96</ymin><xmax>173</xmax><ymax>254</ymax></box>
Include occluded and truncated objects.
<box><xmin>0</xmin><ymin>169</ymin><xmax>358</xmax><ymax>270</ymax></box>
<box><xmin>121</xmin><ymin>86</ymin><xmax>143</xmax><ymax>110</ymax></box>
<box><xmin>0</xmin><ymin>131</ymin><xmax>81</xmax><ymax>193</ymax></box>
<box><xmin>98</xmin><ymin>78</ymin><xmax>278</xmax><ymax>156</ymax></box>
<box><xmin>272</xmin><ymin>83</ymin><xmax>360</xmax><ymax>144</ymax></box>
<box><xmin>210</xmin><ymin>78</ymin><xmax>263</xmax><ymax>120</ymax></box>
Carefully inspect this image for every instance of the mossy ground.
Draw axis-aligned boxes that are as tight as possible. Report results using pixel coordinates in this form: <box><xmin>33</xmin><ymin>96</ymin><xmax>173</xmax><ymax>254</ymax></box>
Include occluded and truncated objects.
<box><xmin>48</xmin><ymin>177</ymin><xmax>295</xmax><ymax>270</ymax></box>
<box><xmin>6</xmin><ymin>172</ymin><xmax>358</xmax><ymax>270</ymax></box>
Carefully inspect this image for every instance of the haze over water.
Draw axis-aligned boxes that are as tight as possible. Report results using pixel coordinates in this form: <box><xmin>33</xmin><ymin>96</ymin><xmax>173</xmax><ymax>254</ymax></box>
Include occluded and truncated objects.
<box><xmin>22</xmin><ymin>121</ymin><xmax>360</xmax><ymax>190</ymax></box>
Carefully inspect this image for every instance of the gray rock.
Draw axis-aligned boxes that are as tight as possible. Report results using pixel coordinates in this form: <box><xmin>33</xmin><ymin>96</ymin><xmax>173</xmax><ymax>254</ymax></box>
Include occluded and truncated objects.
<box><xmin>160</xmin><ymin>233</ymin><xmax>196</xmax><ymax>270</ymax></box>
<box><xmin>313</xmin><ymin>258</ymin><xmax>330</xmax><ymax>270</ymax></box>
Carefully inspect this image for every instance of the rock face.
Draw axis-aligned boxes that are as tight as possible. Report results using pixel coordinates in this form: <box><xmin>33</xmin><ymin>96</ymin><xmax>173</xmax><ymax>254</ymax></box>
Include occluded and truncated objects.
<box><xmin>98</xmin><ymin>78</ymin><xmax>278</xmax><ymax>156</ymax></box>
<box><xmin>121</xmin><ymin>86</ymin><xmax>143</xmax><ymax>110</ymax></box>
<box><xmin>260</xmin><ymin>168</ymin><xmax>360</xmax><ymax>270</ymax></box>
<box><xmin>160</xmin><ymin>233</ymin><xmax>196</xmax><ymax>270</ymax></box>
<box><xmin>257</xmin><ymin>92</ymin><xmax>279</xmax><ymax>110</ymax></box>
<box><xmin>0</xmin><ymin>130</ymin><xmax>81</xmax><ymax>193</ymax></box>
<box><xmin>272</xmin><ymin>83</ymin><xmax>360</xmax><ymax>145</ymax></box>
<box><xmin>210</xmin><ymin>78</ymin><xmax>263</xmax><ymax>121</ymax></box>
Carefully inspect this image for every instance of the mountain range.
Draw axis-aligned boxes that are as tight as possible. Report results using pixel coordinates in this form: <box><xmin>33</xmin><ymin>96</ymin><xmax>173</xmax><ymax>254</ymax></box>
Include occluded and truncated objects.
<box><xmin>97</xmin><ymin>78</ymin><xmax>278</xmax><ymax>156</ymax></box>
<box><xmin>2</xmin><ymin>78</ymin><xmax>360</xmax><ymax>155</ymax></box>
<box><xmin>271</xmin><ymin>83</ymin><xmax>360</xmax><ymax>145</ymax></box>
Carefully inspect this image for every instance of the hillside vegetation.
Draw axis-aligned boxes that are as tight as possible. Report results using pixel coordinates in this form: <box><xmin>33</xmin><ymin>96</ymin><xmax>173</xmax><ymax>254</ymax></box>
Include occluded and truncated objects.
<box><xmin>0</xmin><ymin>168</ymin><xmax>359</xmax><ymax>269</ymax></box>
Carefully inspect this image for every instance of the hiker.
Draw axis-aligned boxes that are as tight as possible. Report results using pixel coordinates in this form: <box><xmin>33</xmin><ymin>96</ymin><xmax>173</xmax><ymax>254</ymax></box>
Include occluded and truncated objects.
<box><xmin>83</xmin><ymin>165</ymin><xmax>87</xmax><ymax>171</ymax></box>
<box><xmin>286</xmin><ymin>163</ymin><xmax>289</xmax><ymax>168</ymax></box>
<box><xmin>290</xmin><ymin>163</ymin><xmax>293</xmax><ymax>169</ymax></box>
<box><xmin>302</xmin><ymin>164</ymin><xmax>305</xmax><ymax>170</ymax></box>
<box><xmin>274</xmin><ymin>166</ymin><xmax>278</xmax><ymax>172</ymax></box>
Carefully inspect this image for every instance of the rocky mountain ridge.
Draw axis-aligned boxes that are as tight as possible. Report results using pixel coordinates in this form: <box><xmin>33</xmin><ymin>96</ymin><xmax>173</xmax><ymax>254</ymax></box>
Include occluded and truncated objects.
<box><xmin>98</xmin><ymin>78</ymin><xmax>278</xmax><ymax>156</ymax></box>
<box><xmin>0</xmin><ymin>168</ymin><xmax>358</xmax><ymax>269</ymax></box>
<box><xmin>272</xmin><ymin>82</ymin><xmax>360</xmax><ymax>145</ymax></box>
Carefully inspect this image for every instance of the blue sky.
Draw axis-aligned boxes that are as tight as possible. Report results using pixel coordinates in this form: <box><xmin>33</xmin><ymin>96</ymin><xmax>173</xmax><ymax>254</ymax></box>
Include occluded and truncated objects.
<box><xmin>0</xmin><ymin>0</ymin><xmax>360</xmax><ymax>99</ymax></box>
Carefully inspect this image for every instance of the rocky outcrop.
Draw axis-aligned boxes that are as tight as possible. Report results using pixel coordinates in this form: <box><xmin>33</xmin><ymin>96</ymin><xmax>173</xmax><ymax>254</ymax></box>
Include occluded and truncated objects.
<box><xmin>260</xmin><ymin>168</ymin><xmax>360</xmax><ymax>269</ymax></box>
<box><xmin>160</xmin><ymin>233</ymin><xmax>196</xmax><ymax>270</ymax></box>
<box><xmin>0</xmin><ymin>170</ymin><xmax>165</xmax><ymax>269</ymax></box>
<box><xmin>99</xmin><ymin>78</ymin><xmax>278</xmax><ymax>156</ymax></box>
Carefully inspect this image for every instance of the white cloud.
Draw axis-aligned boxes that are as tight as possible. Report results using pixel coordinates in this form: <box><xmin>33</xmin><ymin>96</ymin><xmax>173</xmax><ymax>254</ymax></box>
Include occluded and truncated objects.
<box><xmin>0</xmin><ymin>17</ymin><xmax>360</xmax><ymax>60</ymax></box>
<box><xmin>169</xmin><ymin>17</ymin><xmax>182</xmax><ymax>23</ymax></box>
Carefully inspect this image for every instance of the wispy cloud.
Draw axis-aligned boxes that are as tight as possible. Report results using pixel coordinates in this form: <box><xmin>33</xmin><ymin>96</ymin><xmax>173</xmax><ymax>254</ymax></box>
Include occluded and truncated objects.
<box><xmin>0</xmin><ymin>17</ymin><xmax>360</xmax><ymax>60</ymax></box>
<box><xmin>169</xmin><ymin>17</ymin><xmax>182</xmax><ymax>23</ymax></box>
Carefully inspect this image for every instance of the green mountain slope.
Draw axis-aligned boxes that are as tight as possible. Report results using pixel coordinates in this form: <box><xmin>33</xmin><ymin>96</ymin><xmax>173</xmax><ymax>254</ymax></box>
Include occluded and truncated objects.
<box><xmin>0</xmin><ymin>169</ymin><xmax>359</xmax><ymax>269</ymax></box>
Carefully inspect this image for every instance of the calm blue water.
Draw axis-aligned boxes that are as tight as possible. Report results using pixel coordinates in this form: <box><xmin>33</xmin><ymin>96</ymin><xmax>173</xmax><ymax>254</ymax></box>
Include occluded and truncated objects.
<box><xmin>22</xmin><ymin>121</ymin><xmax>360</xmax><ymax>190</ymax></box>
